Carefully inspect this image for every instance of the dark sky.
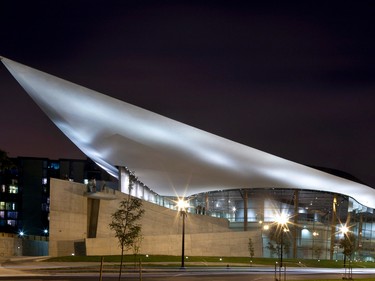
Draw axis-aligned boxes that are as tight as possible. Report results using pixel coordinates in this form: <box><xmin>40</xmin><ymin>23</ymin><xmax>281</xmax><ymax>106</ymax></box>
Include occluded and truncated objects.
<box><xmin>1</xmin><ymin>1</ymin><xmax>375</xmax><ymax>187</ymax></box>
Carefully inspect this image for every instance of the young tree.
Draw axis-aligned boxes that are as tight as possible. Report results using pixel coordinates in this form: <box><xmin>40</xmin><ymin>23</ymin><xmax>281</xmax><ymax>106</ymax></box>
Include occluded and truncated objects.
<box><xmin>131</xmin><ymin>234</ymin><xmax>144</xmax><ymax>268</ymax></box>
<box><xmin>266</xmin><ymin>224</ymin><xmax>291</xmax><ymax>262</ymax></box>
<box><xmin>248</xmin><ymin>238</ymin><xmax>255</xmax><ymax>259</ymax></box>
<box><xmin>109</xmin><ymin>173</ymin><xmax>145</xmax><ymax>280</ymax></box>
<box><xmin>339</xmin><ymin>232</ymin><xmax>356</xmax><ymax>267</ymax></box>
<box><xmin>266</xmin><ymin>241</ymin><xmax>277</xmax><ymax>258</ymax></box>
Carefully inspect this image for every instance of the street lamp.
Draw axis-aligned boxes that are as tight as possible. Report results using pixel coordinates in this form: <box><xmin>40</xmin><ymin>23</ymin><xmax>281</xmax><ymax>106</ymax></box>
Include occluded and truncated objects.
<box><xmin>177</xmin><ymin>198</ymin><xmax>188</xmax><ymax>269</ymax></box>
<box><xmin>275</xmin><ymin>213</ymin><xmax>289</xmax><ymax>268</ymax></box>
<box><xmin>340</xmin><ymin>225</ymin><xmax>349</xmax><ymax>271</ymax></box>
<box><xmin>340</xmin><ymin>225</ymin><xmax>349</xmax><ymax>235</ymax></box>
<box><xmin>312</xmin><ymin>231</ymin><xmax>319</xmax><ymax>259</ymax></box>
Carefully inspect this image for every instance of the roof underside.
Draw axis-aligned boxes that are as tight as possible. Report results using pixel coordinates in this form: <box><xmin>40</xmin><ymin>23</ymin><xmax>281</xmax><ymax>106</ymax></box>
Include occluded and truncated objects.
<box><xmin>2</xmin><ymin>57</ymin><xmax>375</xmax><ymax>208</ymax></box>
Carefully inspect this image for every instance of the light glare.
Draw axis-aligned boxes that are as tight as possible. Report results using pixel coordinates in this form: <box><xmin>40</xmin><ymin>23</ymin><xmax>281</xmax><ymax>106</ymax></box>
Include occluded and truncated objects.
<box><xmin>177</xmin><ymin>198</ymin><xmax>189</xmax><ymax>212</ymax></box>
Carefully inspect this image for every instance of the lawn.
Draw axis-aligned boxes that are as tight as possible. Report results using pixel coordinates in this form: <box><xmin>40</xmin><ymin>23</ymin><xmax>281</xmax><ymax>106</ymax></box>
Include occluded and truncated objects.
<box><xmin>45</xmin><ymin>255</ymin><xmax>375</xmax><ymax>268</ymax></box>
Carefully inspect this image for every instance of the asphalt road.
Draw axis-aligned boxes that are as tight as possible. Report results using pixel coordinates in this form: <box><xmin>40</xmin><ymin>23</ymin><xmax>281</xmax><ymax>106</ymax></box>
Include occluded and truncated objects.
<box><xmin>1</xmin><ymin>266</ymin><xmax>375</xmax><ymax>281</ymax></box>
<box><xmin>1</xmin><ymin>257</ymin><xmax>375</xmax><ymax>281</ymax></box>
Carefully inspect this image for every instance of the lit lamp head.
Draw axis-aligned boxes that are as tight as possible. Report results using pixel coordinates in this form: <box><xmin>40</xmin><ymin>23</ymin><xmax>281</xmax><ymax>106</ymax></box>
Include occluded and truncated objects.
<box><xmin>340</xmin><ymin>225</ymin><xmax>349</xmax><ymax>235</ymax></box>
<box><xmin>177</xmin><ymin>198</ymin><xmax>189</xmax><ymax>213</ymax></box>
<box><xmin>275</xmin><ymin>213</ymin><xmax>289</xmax><ymax>226</ymax></box>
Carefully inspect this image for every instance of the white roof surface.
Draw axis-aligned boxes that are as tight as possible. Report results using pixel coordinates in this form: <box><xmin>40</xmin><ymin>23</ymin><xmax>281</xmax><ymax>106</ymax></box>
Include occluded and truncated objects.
<box><xmin>2</xmin><ymin>57</ymin><xmax>375</xmax><ymax>208</ymax></box>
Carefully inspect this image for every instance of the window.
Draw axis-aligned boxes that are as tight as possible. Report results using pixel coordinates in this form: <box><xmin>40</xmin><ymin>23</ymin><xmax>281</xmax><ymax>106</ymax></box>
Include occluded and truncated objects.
<box><xmin>9</xmin><ymin>185</ymin><xmax>18</xmax><ymax>194</ymax></box>
<box><xmin>49</xmin><ymin>162</ymin><xmax>60</xmax><ymax>170</ymax></box>
<box><xmin>0</xmin><ymin>211</ymin><xmax>4</xmax><ymax>218</ymax></box>
<box><xmin>0</xmin><ymin>202</ymin><xmax>5</xmax><ymax>210</ymax></box>
<box><xmin>41</xmin><ymin>203</ymin><xmax>49</xmax><ymax>212</ymax></box>
<box><xmin>7</xmin><ymin>220</ymin><xmax>16</xmax><ymax>227</ymax></box>
<box><xmin>5</xmin><ymin>203</ymin><xmax>16</xmax><ymax>211</ymax></box>
<box><xmin>7</xmin><ymin>212</ymin><xmax>17</xmax><ymax>219</ymax></box>
<box><xmin>1</xmin><ymin>185</ymin><xmax>5</xmax><ymax>193</ymax></box>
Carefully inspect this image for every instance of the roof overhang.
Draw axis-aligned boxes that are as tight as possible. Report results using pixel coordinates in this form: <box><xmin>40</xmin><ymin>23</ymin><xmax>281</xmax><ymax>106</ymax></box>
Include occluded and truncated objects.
<box><xmin>2</xmin><ymin>56</ymin><xmax>375</xmax><ymax>208</ymax></box>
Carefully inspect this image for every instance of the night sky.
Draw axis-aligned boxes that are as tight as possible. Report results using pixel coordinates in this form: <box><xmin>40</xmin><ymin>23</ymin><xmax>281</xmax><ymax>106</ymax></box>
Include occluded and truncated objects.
<box><xmin>1</xmin><ymin>2</ymin><xmax>375</xmax><ymax>187</ymax></box>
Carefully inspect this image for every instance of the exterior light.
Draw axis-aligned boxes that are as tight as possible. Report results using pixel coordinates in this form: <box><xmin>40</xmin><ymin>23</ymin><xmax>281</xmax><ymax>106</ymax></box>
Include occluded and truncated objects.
<box><xmin>177</xmin><ymin>198</ymin><xmax>188</xmax><ymax>269</ymax></box>
<box><xmin>177</xmin><ymin>198</ymin><xmax>189</xmax><ymax>212</ymax></box>
<box><xmin>275</xmin><ymin>213</ymin><xmax>289</xmax><ymax>268</ymax></box>
<box><xmin>275</xmin><ymin>213</ymin><xmax>289</xmax><ymax>226</ymax></box>
<box><xmin>340</xmin><ymin>225</ymin><xmax>349</xmax><ymax>235</ymax></box>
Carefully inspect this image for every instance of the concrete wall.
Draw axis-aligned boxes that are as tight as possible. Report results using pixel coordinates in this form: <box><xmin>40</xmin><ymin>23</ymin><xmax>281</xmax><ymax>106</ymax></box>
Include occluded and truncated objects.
<box><xmin>49</xmin><ymin>178</ymin><xmax>261</xmax><ymax>257</ymax></box>
<box><xmin>0</xmin><ymin>235</ymin><xmax>20</xmax><ymax>256</ymax></box>
<box><xmin>49</xmin><ymin>179</ymin><xmax>88</xmax><ymax>256</ymax></box>
<box><xmin>86</xmin><ymin>230</ymin><xmax>261</xmax><ymax>257</ymax></box>
<box><xmin>0</xmin><ymin>234</ymin><xmax>48</xmax><ymax>257</ymax></box>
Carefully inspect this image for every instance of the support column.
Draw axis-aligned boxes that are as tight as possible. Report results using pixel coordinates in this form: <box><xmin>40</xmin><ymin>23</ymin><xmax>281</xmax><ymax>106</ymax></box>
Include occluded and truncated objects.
<box><xmin>205</xmin><ymin>193</ymin><xmax>209</xmax><ymax>215</ymax></box>
<box><xmin>358</xmin><ymin>213</ymin><xmax>363</xmax><ymax>258</ymax></box>
<box><xmin>330</xmin><ymin>194</ymin><xmax>337</xmax><ymax>260</ymax></box>
<box><xmin>244</xmin><ymin>190</ymin><xmax>248</xmax><ymax>231</ymax></box>
<box><xmin>293</xmin><ymin>190</ymin><xmax>299</xmax><ymax>258</ymax></box>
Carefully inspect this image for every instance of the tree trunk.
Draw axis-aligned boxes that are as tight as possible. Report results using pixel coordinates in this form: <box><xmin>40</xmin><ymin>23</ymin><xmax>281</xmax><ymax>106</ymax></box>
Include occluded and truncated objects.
<box><xmin>119</xmin><ymin>247</ymin><xmax>124</xmax><ymax>281</ymax></box>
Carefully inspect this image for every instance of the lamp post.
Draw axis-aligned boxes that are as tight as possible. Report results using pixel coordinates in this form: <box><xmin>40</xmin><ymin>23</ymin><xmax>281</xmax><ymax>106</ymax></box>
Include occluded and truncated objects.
<box><xmin>275</xmin><ymin>213</ymin><xmax>289</xmax><ymax>268</ymax></box>
<box><xmin>312</xmin><ymin>231</ymin><xmax>319</xmax><ymax>259</ymax></box>
<box><xmin>340</xmin><ymin>225</ymin><xmax>349</xmax><ymax>271</ymax></box>
<box><xmin>177</xmin><ymin>199</ymin><xmax>188</xmax><ymax>269</ymax></box>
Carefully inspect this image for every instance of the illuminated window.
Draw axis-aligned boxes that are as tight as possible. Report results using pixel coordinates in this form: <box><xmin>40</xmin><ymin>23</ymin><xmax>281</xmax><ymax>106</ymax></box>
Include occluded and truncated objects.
<box><xmin>49</xmin><ymin>162</ymin><xmax>60</xmax><ymax>170</ymax></box>
<box><xmin>7</xmin><ymin>212</ymin><xmax>17</xmax><ymax>219</ymax></box>
<box><xmin>5</xmin><ymin>203</ymin><xmax>16</xmax><ymax>210</ymax></box>
<box><xmin>7</xmin><ymin>220</ymin><xmax>16</xmax><ymax>227</ymax></box>
<box><xmin>41</xmin><ymin>203</ymin><xmax>49</xmax><ymax>212</ymax></box>
<box><xmin>42</xmin><ymin>178</ymin><xmax>47</xmax><ymax>185</ymax></box>
<box><xmin>9</xmin><ymin>185</ymin><xmax>18</xmax><ymax>194</ymax></box>
<box><xmin>1</xmin><ymin>185</ymin><xmax>5</xmax><ymax>192</ymax></box>
<box><xmin>0</xmin><ymin>211</ymin><xmax>4</xmax><ymax>218</ymax></box>
<box><xmin>0</xmin><ymin>202</ymin><xmax>5</xmax><ymax>210</ymax></box>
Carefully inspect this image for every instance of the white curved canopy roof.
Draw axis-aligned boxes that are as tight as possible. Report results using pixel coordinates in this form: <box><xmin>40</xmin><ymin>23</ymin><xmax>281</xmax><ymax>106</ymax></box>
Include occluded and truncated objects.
<box><xmin>2</xmin><ymin>56</ymin><xmax>375</xmax><ymax>208</ymax></box>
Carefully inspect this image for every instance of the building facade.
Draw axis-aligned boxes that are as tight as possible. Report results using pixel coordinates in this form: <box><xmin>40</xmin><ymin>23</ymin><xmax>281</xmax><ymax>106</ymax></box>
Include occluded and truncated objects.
<box><xmin>2</xmin><ymin>57</ymin><xmax>375</xmax><ymax>260</ymax></box>
<box><xmin>0</xmin><ymin>157</ymin><xmax>116</xmax><ymax>237</ymax></box>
